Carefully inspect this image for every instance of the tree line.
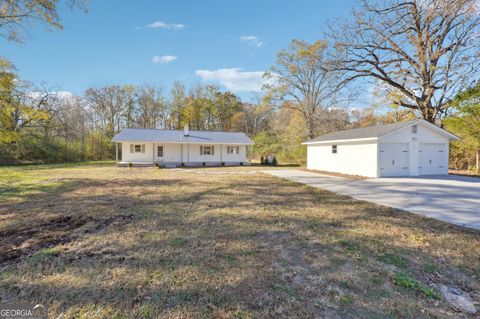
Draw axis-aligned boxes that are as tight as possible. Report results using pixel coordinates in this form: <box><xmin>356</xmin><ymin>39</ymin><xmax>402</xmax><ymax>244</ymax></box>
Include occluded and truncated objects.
<box><xmin>1</xmin><ymin>0</ymin><xmax>479</xmax><ymax>172</ymax></box>
<box><xmin>0</xmin><ymin>71</ymin><xmax>253</xmax><ymax>163</ymax></box>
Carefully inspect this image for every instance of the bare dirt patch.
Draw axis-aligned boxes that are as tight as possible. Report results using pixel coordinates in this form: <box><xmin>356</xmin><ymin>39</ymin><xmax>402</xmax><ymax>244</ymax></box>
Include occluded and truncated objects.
<box><xmin>0</xmin><ymin>215</ymin><xmax>87</xmax><ymax>264</ymax></box>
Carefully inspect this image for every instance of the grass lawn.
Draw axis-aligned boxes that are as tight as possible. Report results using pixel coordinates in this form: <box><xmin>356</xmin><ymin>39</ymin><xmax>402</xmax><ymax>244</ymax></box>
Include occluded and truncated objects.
<box><xmin>0</xmin><ymin>164</ymin><xmax>479</xmax><ymax>318</ymax></box>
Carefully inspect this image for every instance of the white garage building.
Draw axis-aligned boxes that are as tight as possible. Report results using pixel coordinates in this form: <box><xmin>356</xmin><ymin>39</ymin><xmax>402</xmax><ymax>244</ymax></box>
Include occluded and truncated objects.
<box><xmin>303</xmin><ymin>119</ymin><xmax>459</xmax><ymax>178</ymax></box>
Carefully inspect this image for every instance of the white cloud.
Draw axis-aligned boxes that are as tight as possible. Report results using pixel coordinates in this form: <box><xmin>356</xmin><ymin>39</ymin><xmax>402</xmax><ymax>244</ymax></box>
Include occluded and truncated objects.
<box><xmin>195</xmin><ymin>68</ymin><xmax>269</xmax><ymax>92</ymax></box>
<box><xmin>145</xmin><ymin>21</ymin><xmax>185</xmax><ymax>30</ymax></box>
<box><xmin>28</xmin><ymin>91</ymin><xmax>73</xmax><ymax>100</ymax></box>
<box><xmin>240</xmin><ymin>35</ymin><xmax>264</xmax><ymax>47</ymax></box>
<box><xmin>152</xmin><ymin>55</ymin><xmax>177</xmax><ymax>64</ymax></box>
<box><xmin>55</xmin><ymin>91</ymin><xmax>74</xmax><ymax>99</ymax></box>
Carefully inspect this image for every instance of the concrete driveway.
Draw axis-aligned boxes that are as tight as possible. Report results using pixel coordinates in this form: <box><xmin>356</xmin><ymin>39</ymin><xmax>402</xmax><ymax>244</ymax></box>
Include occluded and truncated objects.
<box><xmin>265</xmin><ymin>170</ymin><xmax>480</xmax><ymax>230</ymax></box>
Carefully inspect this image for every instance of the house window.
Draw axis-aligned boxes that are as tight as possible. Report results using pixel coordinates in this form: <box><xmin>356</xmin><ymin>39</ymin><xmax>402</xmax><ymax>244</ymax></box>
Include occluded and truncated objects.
<box><xmin>227</xmin><ymin>146</ymin><xmax>240</xmax><ymax>154</ymax></box>
<box><xmin>200</xmin><ymin>145</ymin><xmax>214</xmax><ymax>156</ymax></box>
<box><xmin>412</xmin><ymin>125</ymin><xmax>418</xmax><ymax>134</ymax></box>
<box><xmin>130</xmin><ymin>144</ymin><xmax>145</xmax><ymax>153</ymax></box>
<box><xmin>157</xmin><ymin>146</ymin><xmax>163</xmax><ymax>157</ymax></box>
<box><xmin>332</xmin><ymin>145</ymin><xmax>338</xmax><ymax>154</ymax></box>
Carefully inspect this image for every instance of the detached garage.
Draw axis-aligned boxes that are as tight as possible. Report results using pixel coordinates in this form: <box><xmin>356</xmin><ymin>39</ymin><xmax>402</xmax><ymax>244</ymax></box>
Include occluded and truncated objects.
<box><xmin>303</xmin><ymin>119</ymin><xmax>459</xmax><ymax>178</ymax></box>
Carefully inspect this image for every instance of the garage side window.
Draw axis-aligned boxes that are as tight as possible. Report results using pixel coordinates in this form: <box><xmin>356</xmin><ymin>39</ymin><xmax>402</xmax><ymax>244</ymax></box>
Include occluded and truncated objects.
<box><xmin>332</xmin><ymin>145</ymin><xmax>338</xmax><ymax>154</ymax></box>
<box><xmin>157</xmin><ymin>146</ymin><xmax>163</xmax><ymax>157</ymax></box>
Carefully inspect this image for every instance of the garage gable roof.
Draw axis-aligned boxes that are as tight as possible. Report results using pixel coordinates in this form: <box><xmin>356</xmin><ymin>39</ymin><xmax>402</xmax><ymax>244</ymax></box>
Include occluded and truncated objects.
<box><xmin>303</xmin><ymin>119</ymin><xmax>459</xmax><ymax>144</ymax></box>
<box><xmin>112</xmin><ymin>128</ymin><xmax>254</xmax><ymax>145</ymax></box>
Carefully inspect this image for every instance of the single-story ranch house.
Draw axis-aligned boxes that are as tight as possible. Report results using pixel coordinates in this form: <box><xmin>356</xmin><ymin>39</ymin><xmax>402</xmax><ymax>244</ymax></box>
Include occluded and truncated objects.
<box><xmin>112</xmin><ymin>127</ymin><xmax>254</xmax><ymax>167</ymax></box>
<box><xmin>303</xmin><ymin>119</ymin><xmax>459</xmax><ymax>178</ymax></box>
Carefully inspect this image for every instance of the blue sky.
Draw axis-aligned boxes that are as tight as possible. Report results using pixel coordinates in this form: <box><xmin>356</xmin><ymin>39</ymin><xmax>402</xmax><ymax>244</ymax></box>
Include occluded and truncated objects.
<box><xmin>2</xmin><ymin>0</ymin><xmax>361</xmax><ymax>102</ymax></box>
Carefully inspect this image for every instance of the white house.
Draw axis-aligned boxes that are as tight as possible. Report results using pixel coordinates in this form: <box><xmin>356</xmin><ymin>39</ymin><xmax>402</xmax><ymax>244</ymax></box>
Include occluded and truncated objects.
<box><xmin>112</xmin><ymin>127</ymin><xmax>254</xmax><ymax>167</ymax></box>
<box><xmin>303</xmin><ymin>119</ymin><xmax>459</xmax><ymax>178</ymax></box>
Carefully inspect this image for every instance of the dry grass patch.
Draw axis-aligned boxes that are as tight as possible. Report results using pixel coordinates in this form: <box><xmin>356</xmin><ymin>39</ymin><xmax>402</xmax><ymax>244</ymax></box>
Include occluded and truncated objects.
<box><xmin>0</xmin><ymin>164</ymin><xmax>479</xmax><ymax>318</ymax></box>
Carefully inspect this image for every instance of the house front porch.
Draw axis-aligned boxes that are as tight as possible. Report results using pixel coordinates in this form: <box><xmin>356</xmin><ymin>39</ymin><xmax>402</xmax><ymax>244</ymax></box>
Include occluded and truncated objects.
<box><xmin>115</xmin><ymin>142</ymin><xmax>253</xmax><ymax>167</ymax></box>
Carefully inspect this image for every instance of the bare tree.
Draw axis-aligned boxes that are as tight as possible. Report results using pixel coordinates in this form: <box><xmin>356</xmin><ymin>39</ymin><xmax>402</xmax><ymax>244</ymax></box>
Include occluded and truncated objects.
<box><xmin>84</xmin><ymin>85</ymin><xmax>126</xmax><ymax>138</ymax></box>
<box><xmin>169</xmin><ymin>81</ymin><xmax>186</xmax><ymax>129</ymax></box>
<box><xmin>264</xmin><ymin>39</ymin><xmax>352</xmax><ymax>139</ymax></box>
<box><xmin>122</xmin><ymin>85</ymin><xmax>136</xmax><ymax>128</ymax></box>
<box><xmin>331</xmin><ymin>0</ymin><xmax>480</xmax><ymax>123</ymax></box>
<box><xmin>51</xmin><ymin>95</ymin><xmax>86</xmax><ymax>161</ymax></box>
<box><xmin>136</xmin><ymin>84</ymin><xmax>167</xmax><ymax>129</ymax></box>
<box><xmin>234</xmin><ymin>100</ymin><xmax>272</xmax><ymax>137</ymax></box>
<box><xmin>0</xmin><ymin>0</ymin><xmax>87</xmax><ymax>42</ymax></box>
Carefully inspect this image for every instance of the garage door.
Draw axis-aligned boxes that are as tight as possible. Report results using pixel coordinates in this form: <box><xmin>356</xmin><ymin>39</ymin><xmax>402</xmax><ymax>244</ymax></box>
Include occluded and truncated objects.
<box><xmin>419</xmin><ymin>143</ymin><xmax>447</xmax><ymax>175</ymax></box>
<box><xmin>379</xmin><ymin>143</ymin><xmax>409</xmax><ymax>177</ymax></box>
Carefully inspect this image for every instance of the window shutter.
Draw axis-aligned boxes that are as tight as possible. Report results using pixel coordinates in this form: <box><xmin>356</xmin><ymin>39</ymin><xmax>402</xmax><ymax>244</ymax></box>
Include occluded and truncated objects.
<box><xmin>130</xmin><ymin>144</ymin><xmax>134</xmax><ymax>153</ymax></box>
<box><xmin>141</xmin><ymin>144</ymin><xmax>145</xmax><ymax>153</ymax></box>
<box><xmin>200</xmin><ymin>146</ymin><xmax>203</xmax><ymax>155</ymax></box>
<box><xmin>211</xmin><ymin>146</ymin><xmax>214</xmax><ymax>155</ymax></box>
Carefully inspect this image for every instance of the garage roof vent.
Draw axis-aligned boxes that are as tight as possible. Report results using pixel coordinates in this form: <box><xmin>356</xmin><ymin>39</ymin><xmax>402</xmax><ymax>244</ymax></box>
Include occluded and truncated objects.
<box><xmin>412</xmin><ymin>125</ymin><xmax>418</xmax><ymax>134</ymax></box>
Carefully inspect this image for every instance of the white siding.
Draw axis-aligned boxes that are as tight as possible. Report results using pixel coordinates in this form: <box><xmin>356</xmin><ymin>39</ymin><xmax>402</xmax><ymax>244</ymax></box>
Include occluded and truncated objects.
<box><xmin>184</xmin><ymin>144</ymin><xmax>247</xmax><ymax>164</ymax></box>
<box><xmin>119</xmin><ymin>142</ymin><xmax>247</xmax><ymax>165</ymax></box>
<box><xmin>121</xmin><ymin>142</ymin><xmax>154</xmax><ymax>163</ymax></box>
<box><xmin>305</xmin><ymin>122</ymin><xmax>453</xmax><ymax>178</ymax></box>
<box><xmin>154</xmin><ymin>143</ymin><xmax>182</xmax><ymax>163</ymax></box>
<box><xmin>380</xmin><ymin>124</ymin><xmax>448</xmax><ymax>144</ymax></box>
<box><xmin>223</xmin><ymin>145</ymin><xmax>247</xmax><ymax>163</ymax></box>
<box><xmin>379</xmin><ymin>124</ymin><xmax>449</xmax><ymax>176</ymax></box>
<box><xmin>184</xmin><ymin>144</ymin><xmax>221</xmax><ymax>163</ymax></box>
<box><xmin>307</xmin><ymin>142</ymin><xmax>378</xmax><ymax>178</ymax></box>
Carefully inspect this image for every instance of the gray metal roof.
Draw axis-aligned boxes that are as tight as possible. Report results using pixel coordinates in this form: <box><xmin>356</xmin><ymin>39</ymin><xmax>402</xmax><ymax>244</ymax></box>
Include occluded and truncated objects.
<box><xmin>304</xmin><ymin>119</ymin><xmax>420</xmax><ymax>143</ymax></box>
<box><xmin>112</xmin><ymin>128</ymin><xmax>254</xmax><ymax>144</ymax></box>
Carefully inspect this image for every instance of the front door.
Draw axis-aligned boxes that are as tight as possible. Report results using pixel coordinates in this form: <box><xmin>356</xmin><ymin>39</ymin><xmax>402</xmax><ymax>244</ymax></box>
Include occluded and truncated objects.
<box><xmin>156</xmin><ymin>145</ymin><xmax>164</xmax><ymax>162</ymax></box>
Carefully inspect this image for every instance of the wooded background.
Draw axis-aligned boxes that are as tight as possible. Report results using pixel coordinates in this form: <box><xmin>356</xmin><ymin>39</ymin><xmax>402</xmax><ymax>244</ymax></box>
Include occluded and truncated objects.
<box><xmin>1</xmin><ymin>0</ymin><xmax>479</xmax><ymax>173</ymax></box>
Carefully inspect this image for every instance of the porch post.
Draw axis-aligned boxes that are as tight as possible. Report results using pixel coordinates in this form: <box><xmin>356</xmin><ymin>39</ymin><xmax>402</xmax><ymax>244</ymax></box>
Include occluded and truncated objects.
<box><xmin>181</xmin><ymin>144</ymin><xmax>184</xmax><ymax>165</ymax></box>
<box><xmin>220</xmin><ymin>144</ymin><xmax>223</xmax><ymax>164</ymax></box>
<box><xmin>153</xmin><ymin>142</ymin><xmax>155</xmax><ymax>164</ymax></box>
<box><xmin>116</xmin><ymin>142</ymin><xmax>118</xmax><ymax>162</ymax></box>
<box><xmin>249</xmin><ymin>145</ymin><xmax>252</xmax><ymax>164</ymax></box>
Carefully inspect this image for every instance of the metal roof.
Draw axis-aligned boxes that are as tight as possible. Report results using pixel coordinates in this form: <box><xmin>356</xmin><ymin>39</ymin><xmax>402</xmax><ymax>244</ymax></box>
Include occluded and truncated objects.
<box><xmin>112</xmin><ymin>128</ymin><xmax>254</xmax><ymax>144</ymax></box>
<box><xmin>303</xmin><ymin>119</ymin><xmax>459</xmax><ymax>144</ymax></box>
<box><xmin>304</xmin><ymin>119</ymin><xmax>420</xmax><ymax>143</ymax></box>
